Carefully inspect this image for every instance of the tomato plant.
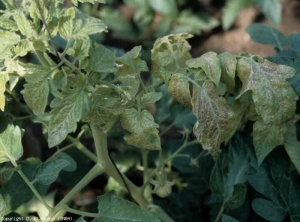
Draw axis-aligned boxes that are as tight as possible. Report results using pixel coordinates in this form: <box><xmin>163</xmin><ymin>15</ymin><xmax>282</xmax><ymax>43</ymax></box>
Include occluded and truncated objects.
<box><xmin>0</xmin><ymin>1</ymin><xmax>299</xmax><ymax>222</ymax></box>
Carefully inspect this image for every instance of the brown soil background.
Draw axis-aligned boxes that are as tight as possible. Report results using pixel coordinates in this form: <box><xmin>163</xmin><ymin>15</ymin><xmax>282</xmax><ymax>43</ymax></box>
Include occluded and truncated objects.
<box><xmin>195</xmin><ymin>0</ymin><xmax>300</xmax><ymax>57</ymax></box>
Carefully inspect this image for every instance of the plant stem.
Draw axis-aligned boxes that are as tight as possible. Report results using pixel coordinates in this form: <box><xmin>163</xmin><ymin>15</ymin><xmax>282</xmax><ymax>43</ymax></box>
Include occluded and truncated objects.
<box><xmin>67</xmin><ymin>135</ymin><xmax>97</xmax><ymax>163</ymax></box>
<box><xmin>214</xmin><ymin>201</ymin><xmax>225</xmax><ymax>222</ymax></box>
<box><xmin>47</xmin><ymin>163</ymin><xmax>105</xmax><ymax>219</ymax></box>
<box><xmin>141</xmin><ymin>150</ymin><xmax>149</xmax><ymax>184</ymax></box>
<box><xmin>142</xmin><ymin>140</ymin><xmax>199</xmax><ymax>190</ymax></box>
<box><xmin>90</xmin><ymin>124</ymin><xmax>149</xmax><ymax>208</ymax></box>
<box><xmin>61</xmin><ymin>205</ymin><xmax>99</xmax><ymax>218</ymax></box>
<box><xmin>159</xmin><ymin>122</ymin><xmax>175</xmax><ymax>136</ymax></box>
<box><xmin>11</xmin><ymin>160</ymin><xmax>52</xmax><ymax>211</ymax></box>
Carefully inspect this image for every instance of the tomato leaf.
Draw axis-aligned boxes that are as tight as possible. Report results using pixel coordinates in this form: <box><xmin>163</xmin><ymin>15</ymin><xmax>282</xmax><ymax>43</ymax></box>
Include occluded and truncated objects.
<box><xmin>168</xmin><ymin>73</ymin><xmax>192</xmax><ymax>108</ymax></box>
<box><xmin>121</xmin><ymin>108</ymin><xmax>160</xmax><ymax>150</ymax></box>
<box><xmin>59</xmin><ymin>7</ymin><xmax>107</xmax><ymax>40</ymax></box>
<box><xmin>283</xmin><ymin>122</ymin><xmax>300</xmax><ymax>174</ymax></box>
<box><xmin>0</xmin><ymin>125</ymin><xmax>23</xmax><ymax>164</ymax></box>
<box><xmin>192</xmin><ymin>80</ymin><xmax>236</xmax><ymax>155</ymax></box>
<box><xmin>187</xmin><ymin>52</ymin><xmax>221</xmax><ymax>87</ymax></box>
<box><xmin>48</xmin><ymin>74</ymin><xmax>89</xmax><ymax>147</ymax></box>
<box><xmin>0</xmin><ymin>73</ymin><xmax>8</xmax><ymax>111</ymax></box>
<box><xmin>92</xmin><ymin>191</ymin><xmax>160</xmax><ymax>222</ymax></box>
<box><xmin>210</xmin><ymin>134</ymin><xmax>252</xmax><ymax>209</ymax></box>
<box><xmin>248</xmin><ymin>149</ymin><xmax>300</xmax><ymax>222</ymax></box>
<box><xmin>151</xmin><ymin>33</ymin><xmax>193</xmax><ymax>83</ymax></box>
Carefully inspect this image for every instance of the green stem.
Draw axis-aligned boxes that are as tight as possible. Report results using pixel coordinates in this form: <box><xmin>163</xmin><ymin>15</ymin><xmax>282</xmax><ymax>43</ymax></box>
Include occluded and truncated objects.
<box><xmin>61</xmin><ymin>205</ymin><xmax>99</xmax><ymax>218</ymax></box>
<box><xmin>142</xmin><ymin>140</ymin><xmax>199</xmax><ymax>190</ymax></box>
<box><xmin>141</xmin><ymin>150</ymin><xmax>149</xmax><ymax>184</ymax></box>
<box><xmin>159</xmin><ymin>122</ymin><xmax>175</xmax><ymax>136</ymax></box>
<box><xmin>60</xmin><ymin>40</ymin><xmax>73</xmax><ymax>59</ymax></box>
<box><xmin>214</xmin><ymin>201</ymin><xmax>225</xmax><ymax>222</ymax></box>
<box><xmin>11</xmin><ymin>160</ymin><xmax>52</xmax><ymax>211</ymax></box>
<box><xmin>90</xmin><ymin>124</ymin><xmax>149</xmax><ymax>208</ymax></box>
<box><xmin>47</xmin><ymin>163</ymin><xmax>105</xmax><ymax>218</ymax></box>
<box><xmin>67</xmin><ymin>135</ymin><xmax>97</xmax><ymax>163</ymax></box>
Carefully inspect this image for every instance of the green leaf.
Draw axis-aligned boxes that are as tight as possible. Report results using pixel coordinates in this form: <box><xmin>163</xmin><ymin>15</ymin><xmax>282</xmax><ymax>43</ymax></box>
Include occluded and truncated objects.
<box><xmin>76</xmin><ymin>217</ymin><xmax>87</xmax><ymax>222</ymax></box>
<box><xmin>70</xmin><ymin>0</ymin><xmax>106</xmax><ymax>6</ymax></box>
<box><xmin>48</xmin><ymin>74</ymin><xmax>88</xmax><ymax>147</ymax></box>
<box><xmin>82</xmin><ymin>85</ymin><xmax>125</xmax><ymax>125</ymax></box>
<box><xmin>283</xmin><ymin>122</ymin><xmax>300</xmax><ymax>174</ymax></box>
<box><xmin>54</xmin><ymin>152</ymin><xmax>77</xmax><ymax>172</ymax></box>
<box><xmin>291</xmin><ymin>34</ymin><xmax>300</xmax><ymax>53</ymax></box>
<box><xmin>21</xmin><ymin>64</ymin><xmax>52</xmax><ymax>115</ymax></box>
<box><xmin>0</xmin><ymin>17</ymin><xmax>18</xmax><ymax>31</ymax></box>
<box><xmin>0</xmin><ymin>124</ymin><xmax>23</xmax><ymax>164</ymax></box>
<box><xmin>236</xmin><ymin>56</ymin><xmax>297</xmax><ymax>124</ymax></box>
<box><xmin>168</xmin><ymin>73</ymin><xmax>192</xmax><ymax>108</ymax></box>
<box><xmin>254</xmin><ymin>0</ymin><xmax>282</xmax><ymax>26</ymax></box>
<box><xmin>83</xmin><ymin>44</ymin><xmax>117</xmax><ymax>73</ymax></box>
<box><xmin>67</xmin><ymin>37</ymin><xmax>91</xmax><ymax>60</ymax></box>
<box><xmin>252</xmin><ymin>198</ymin><xmax>286</xmax><ymax>222</ymax></box>
<box><xmin>268</xmin><ymin>53</ymin><xmax>300</xmax><ymax>97</ymax></box>
<box><xmin>151</xmin><ymin>33</ymin><xmax>193</xmax><ymax>83</ymax></box>
<box><xmin>171</xmin><ymin>103</ymin><xmax>197</xmax><ymax>130</ymax></box>
<box><xmin>248</xmin><ymin>149</ymin><xmax>300</xmax><ymax>222</ymax></box>
<box><xmin>0</xmin><ymin>158</ymin><xmax>47</xmax><ymax>216</ymax></box>
<box><xmin>246</xmin><ymin>24</ymin><xmax>291</xmax><ymax>49</ymax></box>
<box><xmin>0</xmin><ymin>73</ymin><xmax>8</xmax><ymax>111</ymax></box>
<box><xmin>116</xmin><ymin>46</ymin><xmax>148</xmax><ymax>76</ymax></box>
<box><xmin>0</xmin><ymin>30</ymin><xmax>20</xmax><ymax>60</ymax></box>
<box><xmin>12</xmin><ymin>11</ymin><xmax>33</xmax><ymax>37</ymax></box>
<box><xmin>210</xmin><ymin>134</ymin><xmax>252</xmax><ymax>209</ymax></box>
<box><xmin>92</xmin><ymin>191</ymin><xmax>160</xmax><ymax>222</ymax></box>
<box><xmin>171</xmin><ymin>10</ymin><xmax>219</xmax><ymax>35</ymax></box>
<box><xmin>218</xmin><ymin>52</ymin><xmax>237</xmax><ymax>92</ymax></box>
<box><xmin>186</xmin><ymin>52</ymin><xmax>222</xmax><ymax>87</ymax></box>
<box><xmin>149</xmin><ymin>0</ymin><xmax>177</xmax><ymax>17</ymax></box>
<box><xmin>0</xmin><ymin>166</ymin><xmax>14</xmax><ymax>181</ymax></box>
<box><xmin>35</xmin><ymin>159</ymin><xmax>69</xmax><ymax>185</ymax></box>
<box><xmin>121</xmin><ymin>108</ymin><xmax>160</xmax><ymax>150</ymax></box>
<box><xmin>222</xmin><ymin>0</ymin><xmax>252</xmax><ymax>30</ymax></box>
<box><xmin>222</xmin><ymin>215</ymin><xmax>239</xmax><ymax>222</ymax></box>
<box><xmin>59</xmin><ymin>7</ymin><xmax>107</xmax><ymax>40</ymax></box>
<box><xmin>141</xmin><ymin>92</ymin><xmax>162</xmax><ymax>105</ymax></box>
<box><xmin>192</xmin><ymin>80</ymin><xmax>237</xmax><ymax>155</ymax></box>
<box><xmin>0</xmin><ymin>194</ymin><xmax>5</xmax><ymax>215</ymax></box>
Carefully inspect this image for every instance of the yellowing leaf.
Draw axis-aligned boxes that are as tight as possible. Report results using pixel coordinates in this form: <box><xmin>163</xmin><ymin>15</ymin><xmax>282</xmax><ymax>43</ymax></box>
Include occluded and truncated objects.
<box><xmin>48</xmin><ymin>74</ymin><xmax>88</xmax><ymax>147</ymax></box>
<box><xmin>13</xmin><ymin>11</ymin><xmax>33</xmax><ymax>37</ymax></box>
<box><xmin>218</xmin><ymin>52</ymin><xmax>237</xmax><ymax>92</ymax></box>
<box><xmin>59</xmin><ymin>7</ymin><xmax>107</xmax><ymax>40</ymax></box>
<box><xmin>168</xmin><ymin>73</ymin><xmax>191</xmax><ymax>108</ymax></box>
<box><xmin>192</xmin><ymin>80</ymin><xmax>236</xmax><ymax>156</ymax></box>
<box><xmin>151</xmin><ymin>33</ymin><xmax>193</xmax><ymax>83</ymax></box>
<box><xmin>121</xmin><ymin>108</ymin><xmax>160</xmax><ymax>150</ymax></box>
<box><xmin>186</xmin><ymin>52</ymin><xmax>221</xmax><ymax>87</ymax></box>
<box><xmin>0</xmin><ymin>73</ymin><xmax>8</xmax><ymax>111</ymax></box>
<box><xmin>253</xmin><ymin>120</ymin><xmax>287</xmax><ymax>164</ymax></box>
<box><xmin>124</xmin><ymin>129</ymin><xmax>161</xmax><ymax>150</ymax></box>
<box><xmin>236</xmin><ymin>56</ymin><xmax>298</xmax><ymax>124</ymax></box>
<box><xmin>0</xmin><ymin>125</ymin><xmax>23</xmax><ymax>164</ymax></box>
